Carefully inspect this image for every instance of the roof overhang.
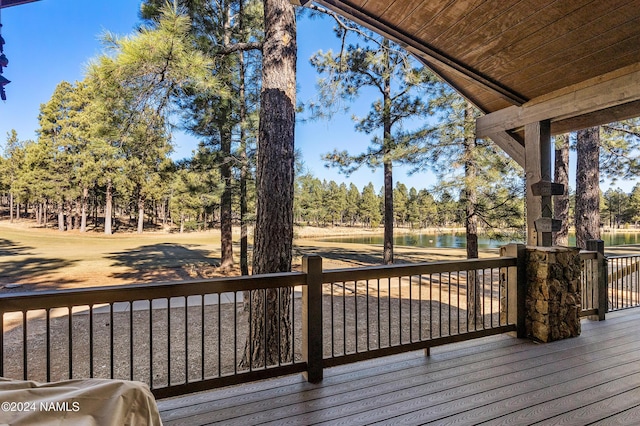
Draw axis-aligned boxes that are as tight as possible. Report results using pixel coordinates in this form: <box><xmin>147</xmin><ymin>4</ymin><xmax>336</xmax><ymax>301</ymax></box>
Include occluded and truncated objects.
<box><xmin>311</xmin><ymin>0</ymin><xmax>640</xmax><ymax>168</ymax></box>
<box><xmin>0</xmin><ymin>0</ymin><xmax>40</xmax><ymax>9</ymax></box>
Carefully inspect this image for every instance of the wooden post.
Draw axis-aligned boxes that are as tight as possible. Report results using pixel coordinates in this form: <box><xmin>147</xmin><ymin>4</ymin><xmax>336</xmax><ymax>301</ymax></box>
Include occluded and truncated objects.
<box><xmin>587</xmin><ymin>240</ymin><xmax>607</xmax><ymax>321</ymax></box>
<box><xmin>302</xmin><ymin>255</ymin><xmax>323</xmax><ymax>383</ymax></box>
<box><xmin>525</xmin><ymin>120</ymin><xmax>551</xmax><ymax>246</ymax></box>
<box><xmin>503</xmin><ymin>244</ymin><xmax>527</xmax><ymax>338</ymax></box>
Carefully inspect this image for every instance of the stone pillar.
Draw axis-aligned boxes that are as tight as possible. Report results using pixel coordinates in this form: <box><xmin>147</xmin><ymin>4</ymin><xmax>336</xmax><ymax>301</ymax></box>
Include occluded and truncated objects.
<box><xmin>525</xmin><ymin>246</ymin><xmax>582</xmax><ymax>342</ymax></box>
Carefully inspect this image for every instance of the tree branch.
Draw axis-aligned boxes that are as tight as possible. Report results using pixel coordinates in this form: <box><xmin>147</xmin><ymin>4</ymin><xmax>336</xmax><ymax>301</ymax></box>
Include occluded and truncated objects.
<box><xmin>216</xmin><ymin>41</ymin><xmax>263</xmax><ymax>55</ymax></box>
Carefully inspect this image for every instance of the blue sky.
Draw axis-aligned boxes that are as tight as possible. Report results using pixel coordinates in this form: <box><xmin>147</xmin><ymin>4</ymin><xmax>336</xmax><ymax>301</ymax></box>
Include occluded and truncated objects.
<box><xmin>0</xmin><ymin>0</ymin><xmax>439</xmax><ymax>193</ymax></box>
<box><xmin>0</xmin><ymin>0</ymin><xmax>634</xmax><ymax>194</ymax></box>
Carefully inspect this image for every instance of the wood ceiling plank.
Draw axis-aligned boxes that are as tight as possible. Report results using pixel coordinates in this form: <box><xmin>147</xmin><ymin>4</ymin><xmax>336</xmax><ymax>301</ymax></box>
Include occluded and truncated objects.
<box><xmin>512</xmin><ymin>27</ymin><xmax>640</xmax><ymax>99</ymax></box>
<box><xmin>409</xmin><ymin>0</ymin><xmax>488</xmax><ymax>41</ymax></box>
<box><xmin>432</xmin><ymin>0</ymin><xmax>522</xmax><ymax>52</ymax></box>
<box><xmin>455</xmin><ymin>0</ymin><xmax>589</xmax><ymax>66</ymax></box>
<box><xmin>399</xmin><ymin>0</ymin><xmax>458</xmax><ymax>38</ymax></box>
<box><xmin>315</xmin><ymin>0</ymin><xmax>529</xmax><ymax>106</ymax></box>
<box><xmin>350</xmin><ymin>0</ymin><xmax>368</xmax><ymax>8</ymax></box>
<box><xmin>475</xmin><ymin>0</ymin><xmax>635</xmax><ymax>85</ymax></box>
<box><xmin>359</xmin><ymin>0</ymin><xmax>391</xmax><ymax>18</ymax></box>
<box><xmin>380</xmin><ymin>0</ymin><xmax>428</xmax><ymax>28</ymax></box>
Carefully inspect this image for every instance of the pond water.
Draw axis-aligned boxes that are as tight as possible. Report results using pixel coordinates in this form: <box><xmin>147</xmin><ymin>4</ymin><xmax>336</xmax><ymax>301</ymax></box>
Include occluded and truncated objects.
<box><xmin>319</xmin><ymin>231</ymin><xmax>640</xmax><ymax>249</ymax></box>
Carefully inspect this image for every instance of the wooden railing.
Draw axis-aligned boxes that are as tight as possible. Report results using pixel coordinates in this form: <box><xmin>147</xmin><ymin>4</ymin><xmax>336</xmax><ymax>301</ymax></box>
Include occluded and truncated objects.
<box><xmin>608</xmin><ymin>254</ymin><xmax>640</xmax><ymax>311</ymax></box>
<box><xmin>0</xmin><ymin>244</ymin><xmax>610</xmax><ymax>398</ymax></box>
<box><xmin>0</xmin><ymin>274</ymin><xmax>308</xmax><ymax>398</ymax></box>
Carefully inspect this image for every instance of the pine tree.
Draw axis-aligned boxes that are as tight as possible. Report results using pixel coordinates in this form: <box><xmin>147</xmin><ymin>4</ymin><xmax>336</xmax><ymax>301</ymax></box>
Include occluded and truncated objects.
<box><xmin>310</xmin><ymin>19</ymin><xmax>437</xmax><ymax>264</ymax></box>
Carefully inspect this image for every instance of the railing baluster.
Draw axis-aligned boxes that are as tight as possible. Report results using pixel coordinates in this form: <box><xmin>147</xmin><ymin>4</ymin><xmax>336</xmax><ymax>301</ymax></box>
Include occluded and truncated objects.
<box><xmin>366</xmin><ymin>278</ymin><xmax>370</xmax><ymax>351</ymax></box>
<box><xmin>89</xmin><ymin>305</ymin><xmax>94</xmax><ymax>378</ymax></box>
<box><xmin>331</xmin><ymin>283</ymin><xmax>335</xmax><ymax>356</ymax></box>
<box><xmin>233</xmin><ymin>292</ymin><xmax>237</xmax><ymax>375</ymax></box>
<box><xmin>418</xmin><ymin>275</ymin><xmax>422</xmax><ymax>341</ymax></box>
<box><xmin>129</xmin><ymin>302</ymin><xmax>133</xmax><ymax>381</ymax></box>
<box><xmin>219</xmin><ymin>293</ymin><xmax>223</xmax><ymax>375</ymax></box>
<box><xmin>68</xmin><ymin>307</ymin><xmax>73</xmax><ymax>379</ymax></box>
<box><xmin>277</xmin><ymin>288</ymin><xmax>282</xmax><ymax>365</ymax></box>
<box><xmin>110</xmin><ymin>303</ymin><xmax>114</xmax><ymax>379</ymax></box>
<box><xmin>343</xmin><ymin>280</ymin><xmax>347</xmax><ymax>355</ymax></box>
<box><xmin>291</xmin><ymin>287</ymin><xmax>295</xmax><ymax>363</ymax></box>
<box><xmin>248</xmin><ymin>290</ymin><xmax>253</xmax><ymax>372</ymax></box>
<box><xmin>354</xmin><ymin>281</ymin><xmax>358</xmax><ymax>353</ymax></box>
<box><xmin>201</xmin><ymin>294</ymin><xmax>205</xmax><ymax>380</ymax></box>
<box><xmin>167</xmin><ymin>298</ymin><xmax>171</xmax><ymax>387</ymax></box>
<box><xmin>409</xmin><ymin>275</ymin><xmax>413</xmax><ymax>343</ymax></box>
<box><xmin>429</xmin><ymin>274</ymin><xmax>433</xmax><ymax>339</ymax></box>
<box><xmin>149</xmin><ymin>300</ymin><xmax>153</xmax><ymax>388</ymax></box>
<box><xmin>185</xmin><ymin>296</ymin><xmax>188</xmax><ymax>384</ymax></box>
<box><xmin>46</xmin><ymin>308</ymin><xmax>51</xmax><ymax>382</ymax></box>
<box><xmin>22</xmin><ymin>311</ymin><xmax>27</xmax><ymax>380</ymax></box>
<box><xmin>398</xmin><ymin>276</ymin><xmax>402</xmax><ymax>345</ymax></box>
<box><xmin>448</xmin><ymin>271</ymin><xmax>452</xmax><ymax>336</ymax></box>
<box><xmin>377</xmin><ymin>278</ymin><xmax>380</xmax><ymax>349</ymax></box>
<box><xmin>263</xmin><ymin>289</ymin><xmax>267</xmax><ymax>368</ymax></box>
<box><xmin>388</xmin><ymin>277</ymin><xmax>391</xmax><ymax>346</ymax></box>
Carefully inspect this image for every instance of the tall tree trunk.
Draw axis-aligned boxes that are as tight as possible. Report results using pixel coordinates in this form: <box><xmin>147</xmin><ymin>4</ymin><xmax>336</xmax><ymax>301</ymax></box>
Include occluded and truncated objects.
<box><xmin>66</xmin><ymin>201</ymin><xmax>73</xmax><ymax>231</ymax></box>
<box><xmin>80</xmin><ymin>187</ymin><xmax>88</xmax><ymax>232</ymax></box>
<box><xmin>553</xmin><ymin>134</ymin><xmax>570</xmax><ymax>246</ymax></box>
<box><xmin>9</xmin><ymin>192</ymin><xmax>13</xmax><ymax>223</ymax></box>
<box><xmin>220</xmin><ymin>128</ymin><xmax>234</xmax><ymax>271</ymax></box>
<box><xmin>220</xmin><ymin>6</ymin><xmax>234</xmax><ymax>273</ymax></box>
<box><xmin>58</xmin><ymin>202</ymin><xmax>65</xmax><ymax>232</ymax></box>
<box><xmin>137</xmin><ymin>193</ymin><xmax>145</xmax><ymax>234</ymax></box>
<box><xmin>239</xmin><ymin>49</ymin><xmax>249</xmax><ymax>276</ymax></box>
<box><xmin>463</xmin><ymin>102</ymin><xmax>482</xmax><ymax>326</ymax></box>
<box><xmin>382</xmin><ymin>38</ymin><xmax>393</xmax><ymax>265</ymax></box>
<box><xmin>575</xmin><ymin>127</ymin><xmax>600</xmax><ymax>249</ymax></box>
<box><xmin>36</xmin><ymin>203</ymin><xmax>42</xmax><ymax>225</ymax></box>
<box><xmin>242</xmin><ymin>0</ymin><xmax>296</xmax><ymax>368</ymax></box>
<box><xmin>162</xmin><ymin>198</ymin><xmax>167</xmax><ymax>227</ymax></box>
<box><xmin>383</xmin><ymin>159</ymin><xmax>393</xmax><ymax>264</ymax></box>
<box><xmin>105</xmin><ymin>180</ymin><xmax>113</xmax><ymax>235</ymax></box>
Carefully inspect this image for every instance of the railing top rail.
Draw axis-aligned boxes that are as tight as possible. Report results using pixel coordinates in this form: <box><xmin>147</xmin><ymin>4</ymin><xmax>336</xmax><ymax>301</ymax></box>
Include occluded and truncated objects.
<box><xmin>579</xmin><ymin>251</ymin><xmax>598</xmax><ymax>260</ymax></box>
<box><xmin>0</xmin><ymin>272</ymin><xmax>307</xmax><ymax>313</ymax></box>
<box><xmin>322</xmin><ymin>256</ymin><xmax>517</xmax><ymax>282</ymax></box>
<box><xmin>606</xmin><ymin>253</ymin><xmax>640</xmax><ymax>259</ymax></box>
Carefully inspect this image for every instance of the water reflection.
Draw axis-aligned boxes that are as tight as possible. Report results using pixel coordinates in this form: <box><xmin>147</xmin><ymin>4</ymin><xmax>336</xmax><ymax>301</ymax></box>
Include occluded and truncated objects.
<box><xmin>319</xmin><ymin>231</ymin><xmax>640</xmax><ymax>249</ymax></box>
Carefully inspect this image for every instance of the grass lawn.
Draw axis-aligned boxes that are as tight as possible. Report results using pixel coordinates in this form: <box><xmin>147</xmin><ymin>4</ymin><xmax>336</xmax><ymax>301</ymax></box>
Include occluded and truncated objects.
<box><xmin>0</xmin><ymin>220</ymin><xmax>495</xmax><ymax>291</ymax></box>
<box><xmin>0</xmin><ymin>221</ymin><xmax>225</xmax><ymax>290</ymax></box>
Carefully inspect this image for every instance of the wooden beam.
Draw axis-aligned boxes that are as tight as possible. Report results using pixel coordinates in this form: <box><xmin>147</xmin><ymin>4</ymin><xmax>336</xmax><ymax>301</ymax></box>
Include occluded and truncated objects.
<box><xmin>485</xmin><ymin>131</ymin><xmax>525</xmax><ymax>168</ymax></box>
<box><xmin>477</xmin><ymin>64</ymin><xmax>640</xmax><ymax>137</ymax></box>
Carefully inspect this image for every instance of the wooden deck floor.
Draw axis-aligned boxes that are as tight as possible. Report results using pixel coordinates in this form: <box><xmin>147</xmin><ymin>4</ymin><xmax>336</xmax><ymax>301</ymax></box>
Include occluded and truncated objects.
<box><xmin>158</xmin><ymin>308</ymin><xmax>640</xmax><ymax>425</ymax></box>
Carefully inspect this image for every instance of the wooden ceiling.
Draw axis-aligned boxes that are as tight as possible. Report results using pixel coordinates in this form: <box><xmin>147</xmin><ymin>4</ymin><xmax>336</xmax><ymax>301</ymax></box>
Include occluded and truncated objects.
<box><xmin>314</xmin><ymin>0</ymin><xmax>640</xmax><ymax>131</ymax></box>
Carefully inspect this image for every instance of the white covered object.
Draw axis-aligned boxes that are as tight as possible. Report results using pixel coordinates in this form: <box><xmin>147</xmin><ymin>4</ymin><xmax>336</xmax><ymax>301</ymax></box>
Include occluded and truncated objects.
<box><xmin>0</xmin><ymin>377</ymin><xmax>162</xmax><ymax>425</ymax></box>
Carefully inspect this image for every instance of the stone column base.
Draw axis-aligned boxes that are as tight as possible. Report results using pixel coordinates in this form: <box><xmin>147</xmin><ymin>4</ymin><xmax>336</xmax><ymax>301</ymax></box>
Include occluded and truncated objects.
<box><xmin>525</xmin><ymin>246</ymin><xmax>581</xmax><ymax>342</ymax></box>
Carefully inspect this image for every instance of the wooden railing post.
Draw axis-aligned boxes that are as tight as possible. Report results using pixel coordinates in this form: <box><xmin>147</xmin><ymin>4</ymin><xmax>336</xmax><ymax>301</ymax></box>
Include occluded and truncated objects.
<box><xmin>501</xmin><ymin>244</ymin><xmax>527</xmax><ymax>338</ymax></box>
<box><xmin>587</xmin><ymin>239</ymin><xmax>607</xmax><ymax>321</ymax></box>
<box><xmin>302</xmin><ymin>255</ymin><xmax>323</xmax><ymax>383</ymax></box>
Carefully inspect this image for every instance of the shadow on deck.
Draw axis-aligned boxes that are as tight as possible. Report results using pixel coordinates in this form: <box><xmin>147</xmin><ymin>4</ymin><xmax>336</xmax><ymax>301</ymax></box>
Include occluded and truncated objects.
<box><xmin>158</xmin><ymin>308</ymin><xmax>640</xmax><ymax>425</ymax></box>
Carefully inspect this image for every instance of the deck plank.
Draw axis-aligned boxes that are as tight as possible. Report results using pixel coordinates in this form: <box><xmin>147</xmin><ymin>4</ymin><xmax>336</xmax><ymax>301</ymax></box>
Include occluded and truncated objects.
<box><xmin>158</xmin><ymin>309</ymin><xmax>640</xmax><ymax>426</ymax></box>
